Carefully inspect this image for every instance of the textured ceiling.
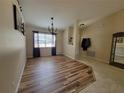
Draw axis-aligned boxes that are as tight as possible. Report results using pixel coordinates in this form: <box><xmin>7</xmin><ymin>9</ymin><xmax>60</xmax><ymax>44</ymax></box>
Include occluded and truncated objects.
<box><xmin>20</xmin><ymin>0</ymin><xmax>124</xmax><ymax>30</ymax></box>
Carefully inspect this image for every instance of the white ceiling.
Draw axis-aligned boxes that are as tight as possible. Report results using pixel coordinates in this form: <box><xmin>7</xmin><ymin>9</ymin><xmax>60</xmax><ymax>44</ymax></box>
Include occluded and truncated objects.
<box><xmin>20</xmin><ymin>0</ymin><xmax>124</xmax><ymax>30</ymax></box>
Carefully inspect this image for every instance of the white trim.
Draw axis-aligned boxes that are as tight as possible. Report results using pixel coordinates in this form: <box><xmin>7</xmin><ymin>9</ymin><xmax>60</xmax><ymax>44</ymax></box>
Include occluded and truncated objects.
<box><xmin>15</xmin><ymin>62</ymin><xmax>26</xmax><ymax>93</ymax></box>
<box><xmin>94</xmin><ymin>57</ymin><xmax>109</xmax><ymax>63</ymax></box>
<box><xmin>27</xmin><ymin>56</ymin><xmax>33</xmax><ymax>59</ymax></box>
<box><xmin>81</xmin><ymin>55</ymin><xmax>109</xmax><ymax>63</ymax></box>
<box><xmin>56</xmin><ymin>53</ymin><xmax>64</xmax><ymax>56</ymax></box>
<box><xmin>64</xmin><ymin>54</ymin><xmax>75</xmax><ymax>60</ymax></box>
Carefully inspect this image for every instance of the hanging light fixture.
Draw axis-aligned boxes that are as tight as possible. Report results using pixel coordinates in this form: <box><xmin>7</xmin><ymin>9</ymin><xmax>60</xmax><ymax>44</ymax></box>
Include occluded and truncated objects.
<box><xmin>48</xmin><ymin>17</ymin><xmax>57</xmax><ymax>34</ymax></box>
<box><xmin>79</xmin><ymin>24</ymin><xmax>87</xmax><ymax>31</ymax></box>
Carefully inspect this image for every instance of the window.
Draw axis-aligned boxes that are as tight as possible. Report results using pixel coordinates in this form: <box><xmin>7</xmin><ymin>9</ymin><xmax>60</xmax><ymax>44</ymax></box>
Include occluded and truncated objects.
<box><xmin>34</xmin><ymin>33</ymin><xmax>56</xmax><ymax>48</ymax></box>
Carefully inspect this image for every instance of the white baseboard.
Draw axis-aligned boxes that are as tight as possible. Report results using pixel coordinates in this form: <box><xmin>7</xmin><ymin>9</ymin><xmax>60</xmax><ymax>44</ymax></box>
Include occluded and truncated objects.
<box><xmin>27</xmin><ymin>53</ymin><xmax>64</xmax><ymax>59</ymax></box>
<box><xmin>15</xmin><ymin>61</ymin><xmax>26</xmax><ymax>93</ymax></box>
<box><xmin>94</xmin><ymin>57</ymin><xmax>109</xmax><ymax>63</ymax></box>
<box><xmin>63</xmin><ymin>54</ymin><xmax>75</xmax><ymax>60</ymax></box>
<box><xmin>27</xmin><ymin>56</ymin><xmax>33</xmax><ymax>59</ymax></box>
<box><xmin>81</xmin><ymin>55</ymin><xmax>109</xmax><ymax>63</ymax></box>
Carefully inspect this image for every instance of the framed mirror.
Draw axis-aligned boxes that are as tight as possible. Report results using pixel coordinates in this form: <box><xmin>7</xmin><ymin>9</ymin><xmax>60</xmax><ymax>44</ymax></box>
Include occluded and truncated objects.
<box><xmin>110</xmin><ymin>32</ymin><xmax>124</xmax><ymax>69</ymax></box>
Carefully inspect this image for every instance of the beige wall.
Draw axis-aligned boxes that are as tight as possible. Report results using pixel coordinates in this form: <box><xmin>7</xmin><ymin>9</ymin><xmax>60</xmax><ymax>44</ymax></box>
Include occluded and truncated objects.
<box><xmin>63</xmin><ymin>27</ymin><xmax>75</xmax><ymax>59</ymax></box>
<box><xmin>63</xmin><ymin>21</ymin><xmax>80</xmax><ymax>59</ymax></box>
<box><xmin>80</xmin><ymin>10</ymin><xmax>124</xmax><ymax>63</ymax></box>
<box><xmin>25</xmin><ymin>24</ymin><xmax>63</xmax><ymax>58</ymax></box>
<box><xmin>0</xmin><ymin>0</ymin><xmax>26</xmax><ymax>93</ymax></box>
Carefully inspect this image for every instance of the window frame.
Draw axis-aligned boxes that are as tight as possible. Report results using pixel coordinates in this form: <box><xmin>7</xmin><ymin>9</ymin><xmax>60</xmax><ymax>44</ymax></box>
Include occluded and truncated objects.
<box><xmin>34</xmin><ymin>32</ymin><xmax>56</xmax><ymax>48</ymax></box>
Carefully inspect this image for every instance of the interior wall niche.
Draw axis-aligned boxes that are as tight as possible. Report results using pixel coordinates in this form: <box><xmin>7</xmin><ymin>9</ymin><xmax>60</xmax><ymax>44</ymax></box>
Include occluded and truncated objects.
<box><xmin>68</xmin><ymin>26</ymin><xmax>74</xmax><ymax>45</ymax></box>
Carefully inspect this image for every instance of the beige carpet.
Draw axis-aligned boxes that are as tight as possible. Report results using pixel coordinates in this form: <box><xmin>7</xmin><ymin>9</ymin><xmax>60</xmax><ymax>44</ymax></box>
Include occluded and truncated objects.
<box><xmin>78</xmin><ymin>57</ymin><xmax>124</xmax><ymax>93</ymax></box>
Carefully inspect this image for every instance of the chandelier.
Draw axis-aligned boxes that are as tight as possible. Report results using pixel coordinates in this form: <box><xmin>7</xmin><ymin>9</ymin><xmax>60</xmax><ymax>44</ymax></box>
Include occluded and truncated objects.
<box><xmin>80</xmin><ymin>24</ymin><xmax>87</xmax><ymax>31</ymax></box>
<box><xmin>48</xmin><ymin>17</ymin><xmax>57</xmax><ymax>34</ymax></box>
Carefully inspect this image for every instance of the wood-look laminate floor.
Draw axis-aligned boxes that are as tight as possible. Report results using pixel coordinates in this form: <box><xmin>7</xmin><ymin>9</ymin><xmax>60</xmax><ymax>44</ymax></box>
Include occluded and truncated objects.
<box><xmin>18</xmin><ymin>56</ymin><xmax>95</xmax><ymax>93</ymax></box>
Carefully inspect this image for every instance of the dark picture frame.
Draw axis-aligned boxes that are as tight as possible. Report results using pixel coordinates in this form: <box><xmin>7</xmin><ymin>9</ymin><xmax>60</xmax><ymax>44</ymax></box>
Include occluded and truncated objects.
<box><xmin>13</xmin><ymin>4</ymin><xmax>24</xmax><ymax>35</ymax></box>
<box><xmin>109</xmin><ymin>32</ymin><xmax>124</xmax><ymax>69</ymax></box>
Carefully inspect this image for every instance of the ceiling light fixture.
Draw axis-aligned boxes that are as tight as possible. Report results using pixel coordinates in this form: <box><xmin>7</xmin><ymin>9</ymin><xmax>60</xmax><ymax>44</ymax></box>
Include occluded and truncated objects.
<box><xmin>80</xmin><ymin>24</ymin><xmax>87</xmax><ymax>31</ymax></box>
<box><xmin>48</xmin><ymin>17</ymin><xmax>57</xmax><ymax>34</ymax></box>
